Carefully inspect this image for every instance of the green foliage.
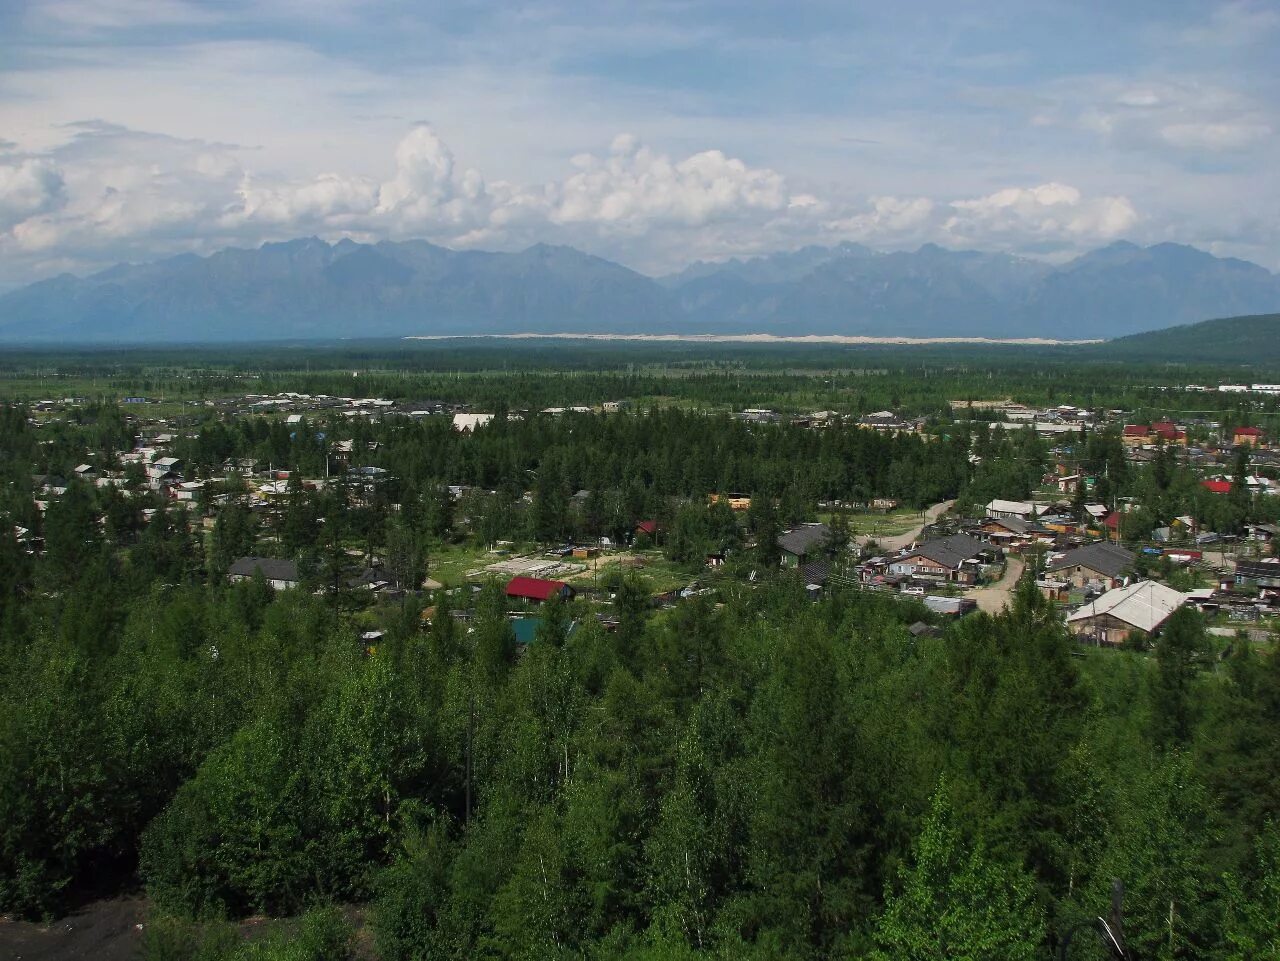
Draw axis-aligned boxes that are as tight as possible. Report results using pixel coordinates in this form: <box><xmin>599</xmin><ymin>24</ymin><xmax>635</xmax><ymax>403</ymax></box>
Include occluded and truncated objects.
<box><xmin>870</xmin><ymin>783</ymin><xmax>1045</xmax><ymax>960</ymax></box>
<box><xmin>1221</xmin><ymin>824</ymin><xmax>1280</xmax><ymax>961</ymax></box>
<box><xmin>4</xmin><ymin>350</ymin><xmax>1280</xmax><ymax>955</ymax></box>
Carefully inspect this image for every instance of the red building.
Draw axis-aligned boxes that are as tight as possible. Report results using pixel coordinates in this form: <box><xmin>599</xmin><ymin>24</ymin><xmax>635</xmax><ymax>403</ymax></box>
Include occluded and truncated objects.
<box><xmin>505</xmin><ymin>576</ymin><xmax>575</xmax><ymax>603</ymax></box>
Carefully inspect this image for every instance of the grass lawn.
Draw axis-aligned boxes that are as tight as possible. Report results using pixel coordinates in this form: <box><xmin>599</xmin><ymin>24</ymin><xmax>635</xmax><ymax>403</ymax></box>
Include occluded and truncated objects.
<box><xmin>570</xmin><ymin>550</ymin><xmax>697</xmax><ymax>594</ymax></box>
<box><xmin>828</xmin><ymin>507</ymin><xmax>930</xmax><ymax>539</ymax></box>
<box><xmin>426</xmin><ymin>541</ymin><xmax>511</xmax><ymax>587</ymax></box>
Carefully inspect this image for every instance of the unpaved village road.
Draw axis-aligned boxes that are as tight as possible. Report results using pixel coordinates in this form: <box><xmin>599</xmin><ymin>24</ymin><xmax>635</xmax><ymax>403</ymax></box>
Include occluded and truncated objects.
<box><xmin>969</xmin><ymin>556</ymin><xmax>1026</xmax><ymax>614</ymax></box>
<box><xmin>855</xmin><ymin>499</ymin><xmax>955</xmax><ymax>554</ymax></box>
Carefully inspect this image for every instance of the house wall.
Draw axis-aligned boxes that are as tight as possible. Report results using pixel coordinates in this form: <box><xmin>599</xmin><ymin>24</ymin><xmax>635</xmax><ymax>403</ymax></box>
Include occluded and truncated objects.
<box><xmin>891</xmin><ymin>556</ymin><xmax>954</xmax><ymax>580</ymax></box>
<box><xmin>1069</xmin><ymin>613</ymin><xmax>1143</xmax><ymax>647</ymax></box>
<box><xmin>1059</xmin><ymin>564</ymin><xmax>1121</xmax><ymax>590</ymax></box>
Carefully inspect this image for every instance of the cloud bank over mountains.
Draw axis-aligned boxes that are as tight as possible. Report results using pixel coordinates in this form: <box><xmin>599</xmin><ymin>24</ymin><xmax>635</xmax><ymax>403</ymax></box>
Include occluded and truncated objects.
<box><xmin>0</xmin><ymin>122</ymin><xmax>1143</xmax><ymax>284</ymax></box>
<box><xmin>1</xmin><ymin>1</ymin><xmax>1276</xmax><ymax>284</ymax></box>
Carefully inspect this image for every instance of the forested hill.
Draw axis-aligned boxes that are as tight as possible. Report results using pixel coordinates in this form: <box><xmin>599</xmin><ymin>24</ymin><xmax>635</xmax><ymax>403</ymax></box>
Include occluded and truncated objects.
<box><xmin>1091</xmin><ymin>312</ymin><xmax>1280</xmax><ymax>364</ymax></box>
<box><xmin>3</xmin><ymin>237</ymin><xmax>1279</xmax><ymax>342</ymax></box>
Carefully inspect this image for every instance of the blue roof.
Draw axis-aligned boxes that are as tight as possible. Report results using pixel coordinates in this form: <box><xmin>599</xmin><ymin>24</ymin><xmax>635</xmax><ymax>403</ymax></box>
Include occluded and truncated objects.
<box><xmin>510</xmin><ymin>616</ymin><xmax>578</xmax><ymax>645</ymax></box>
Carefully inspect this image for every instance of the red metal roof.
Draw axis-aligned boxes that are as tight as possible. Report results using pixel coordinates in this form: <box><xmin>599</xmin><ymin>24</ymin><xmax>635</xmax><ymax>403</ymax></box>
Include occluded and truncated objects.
<box><xmin>1202</xmin><ymin>479</ymin><xmax>1232</xmax><ymax>494</ymax></box>
<box><xmin>1123</xmin><ymin>424</ymin><xmax>1148</xmax><ymax>436</ymax></box>
<box><xmin>1234</xmin><ymin>426</ymin><xmax>1263</xmax><ymax>436</ymax></box>
<box><xmin>505</xmin><ymin>576</ymin><xmax>570</xmax><ymax>601</ymax></box>
<box><xmin>635</xmin><ymin>520</ymin><xmax>658</xmax><ymax>535</ymax></box>
<box><xmin>1104</xmin><ymin>513</ymin><xmax>1119</xmax><ymax>530</ymax></box>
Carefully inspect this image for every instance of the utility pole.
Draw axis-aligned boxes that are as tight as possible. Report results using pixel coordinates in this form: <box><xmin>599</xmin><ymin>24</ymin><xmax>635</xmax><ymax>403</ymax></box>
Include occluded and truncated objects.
<box><xmin>465</xmin><ymin>691</ymin><xmax>475</xmax><ymax>827</ymax></box>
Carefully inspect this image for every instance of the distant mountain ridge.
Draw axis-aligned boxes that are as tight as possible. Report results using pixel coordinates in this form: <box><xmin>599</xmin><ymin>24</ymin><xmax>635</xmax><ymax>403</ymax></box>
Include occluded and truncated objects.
<box><xmin>2</xmin><ymin>237</ymin><xmax>1278</xmax><ymax>342</ymax></box>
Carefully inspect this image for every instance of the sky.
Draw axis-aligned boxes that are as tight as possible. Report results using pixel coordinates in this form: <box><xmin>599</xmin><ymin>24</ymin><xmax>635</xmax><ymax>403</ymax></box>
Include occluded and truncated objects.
<box><xmin>0</xmin><ymin>0</ymin><xmax>1277</xmax><ymax>286</ymax></box>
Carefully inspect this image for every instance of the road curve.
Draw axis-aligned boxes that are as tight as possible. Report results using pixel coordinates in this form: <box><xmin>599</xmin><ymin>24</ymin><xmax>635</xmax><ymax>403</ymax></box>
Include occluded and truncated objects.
<box><xmin>856</xmin><ymin>499</ymin><xmax>955</xmax><ymax>554</ymax></box>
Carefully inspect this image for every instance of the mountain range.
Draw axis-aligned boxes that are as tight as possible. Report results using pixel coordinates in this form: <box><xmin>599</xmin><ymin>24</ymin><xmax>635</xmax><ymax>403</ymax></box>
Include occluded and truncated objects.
<box><xmin>2</xmin><ymin>237</ymin><xmax>1279</xmax><ymax>342</ymax></box>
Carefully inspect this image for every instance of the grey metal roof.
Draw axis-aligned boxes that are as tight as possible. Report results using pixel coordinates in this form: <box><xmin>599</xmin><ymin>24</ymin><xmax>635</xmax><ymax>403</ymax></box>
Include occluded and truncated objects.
<box><xmin>908</xmin><ymin>533</ymin><xmax>987</xmax><ymax>570</ymax></box>
<box><xmin>229</xmin><ymin>556</ymin><xmax>300</xmax><ymax>583</ymax></box>
<box><xmin>778</xmin><ymin>523</ymin><xmax>831</xmax><ymax>558</ymax></box>
<box><xmin>1046</xmin><ymin>542</ymin><xmax>1134</xmax><ymax>579</ymax></box>
<box><xmin>1237</xmin><ymin>560</ymin><xmax>1280</xmax><ymax>580</ymax></box>
<box><xmin>923</xmin><ymin>595</ymin><xmax>977</xmax><ymax>616</ymax></box>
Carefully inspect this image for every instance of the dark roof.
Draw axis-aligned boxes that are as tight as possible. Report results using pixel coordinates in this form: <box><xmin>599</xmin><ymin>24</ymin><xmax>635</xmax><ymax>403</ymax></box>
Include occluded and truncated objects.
<box><xmin>908</xmin><ymin>621</ymin><xmax>941</xmax><ymax>637</ymax></box>
<box><xmin>778</xmin><ymin>523</ymin><xmax>831</xmax><ymax>558</ymax></box>
<box><xmin>906</xmin><ymin>533</ymin><xmax>987</xmax><ymax>570</ymax></box>
<box><xmin>229</xmin><ymin>556</ymin><xmax>300</xmax><ymax>583</ymax></box>
<box><xmin>982</xmin><ymin>516</ymin><xmax>1038</xmax><ymax>535</ymax></box>
<box><xmin>505</xmin><ymin>576</ymin><xmax>573</xmax><ymax>601</ymax></box>
<box><xmin>799</xmin><ymin>561</ymin><xmax>831</xmax><ymax>586</ymax></box>
<box><xmin>1046</xmin><ymin>542</ymin><xmax>1135</xmax><ymax>579</ymax></box>
<box><xmin>1236</xmin><ymin>560</ymin><xmax>1280</xmax><ymax>580</ymax></box>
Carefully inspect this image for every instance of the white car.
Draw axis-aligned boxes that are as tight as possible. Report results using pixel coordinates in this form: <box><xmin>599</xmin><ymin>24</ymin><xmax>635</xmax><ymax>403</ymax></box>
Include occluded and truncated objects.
<box><xmin>901</xmin><ymin>585</ymin><xmax>926</xmax><ymax>596</ymax></box>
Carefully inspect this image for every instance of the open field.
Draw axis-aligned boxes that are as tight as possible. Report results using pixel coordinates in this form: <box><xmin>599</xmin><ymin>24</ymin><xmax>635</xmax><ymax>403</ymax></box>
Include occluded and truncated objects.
<box><xmin>406</xmin><ymin>333</ymin><xmax>1102</xmax><ymax>346</ymax></box>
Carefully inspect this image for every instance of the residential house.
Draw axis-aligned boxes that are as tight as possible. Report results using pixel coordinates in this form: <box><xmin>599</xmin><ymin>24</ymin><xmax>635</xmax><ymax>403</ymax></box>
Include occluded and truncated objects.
<box><xmin>505</xmin><ymin>576</ymin><xmax>576</xmax><ymax>603</ymax></box>
<box><xmin>1235</xmin><ymin>560</ymin><xmax>1280</xmax><ymax>590</ymax></box>
<box><xmin>890</xmin><ymin>534</ymin><xmax>990</xmax><ymax>585</ymax></box>
<box><xmin>1067</xmin><ymin>580</ymin><xmax>1187</xmax><ymax>646</ymax></box>
<box><xmin>778</xmin><ymin>523</ymin><xmax>832</xmax><ymax>567</ymax></box>
<box><xmin>1054</xmin><ymin>474</ymin><xmax>1081</xmax><ymax>495</ymax></box>
<box><xmin>858</xmin><ymin>411</ymin><xmax>912</xmax><ymax>433</ymax></box>
<box><xmin>1233</xmin><ymin>426</ymin><xmax>1264</xmax><ymax>447</ymax></box>
<box><xmin>228</xmin><ymin>556</ymin><xmax>301</xmax><ymax>590</ymax></box>
<box><xmin>984</xmin><ymin>499</ymin><xmax>1040</xmax><ymax>521</ymax></box>
<box><xmin>635</xmin><ymin>520</ymin><xmax>660</xmax><ymax>541</ymax></box>
<box><xmin>1245</xmin><ymin>523</ymin><xmax>1279</xmax><ymax>547</ymax></box>
<box><xmin>147</xmin><ymin>456</ymin><xmax>183</xmax><ymax>491</ymax></box>
<box><xmin>978</xmin><ymin>515</ymin><xmax>1054</xmax><ymax>551</ymax></box>
<box><xmin>1151</xmin><ymin>421</ymin><xmax>1188</xmax><ymax>445</ymax></box>
<box><xmin>1045</xmin><ymin>542</ymin><xmax>1135</xmax><ymax>591</ymax></box>
<box><xmin>1122</xmin><ymin>424</ymin><xmax>1150</xmax><ymax>446</ymax></box>
<box><xmin>452</xmin><ymin>413</ymin><xmax>494</xmax><ymax>432</ymax></box>
<box><xmin>709</xmin><ymin>493</ymin><xmax>752</xmax><ymax>511</ymax></box>
<box><xmin>1123</xmin><ymin>422</ymin><xmax>1187</xmax><ymax>446</ymax></box>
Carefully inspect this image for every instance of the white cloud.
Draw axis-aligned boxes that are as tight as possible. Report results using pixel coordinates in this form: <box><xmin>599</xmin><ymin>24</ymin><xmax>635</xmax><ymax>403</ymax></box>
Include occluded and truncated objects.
<box><xmin>0</xmin><ymin>122</ymin><xmax>1151</xmax><ymax>280</ymax></box>
<box><xmin>1045</xmin><ymin>76</ymin><xmax>1275</xmax><ymax>159</ymax></box>
<box><xmin>1160</xmin><ymin>121</ymin><xmax>1272</xmax><ymax>151</ymax></box>
<box><xmin>944</xmin><ymin>182</ymin><xmax>1138</xmax><ymax>247</ymax></box>
<box><xmin>823</xmin><ymin>195</ymin><xmax>935</xmax><ymax>240</ymax></box>
<box><xmin>547</xmin><ymin>134</ymin><xmax>790</xmax><ymax>229</ymax></box>
<box><xmin>0</xmin><ymin>159</ymin><xmax>66</xmax><ymax>230</ymax></box>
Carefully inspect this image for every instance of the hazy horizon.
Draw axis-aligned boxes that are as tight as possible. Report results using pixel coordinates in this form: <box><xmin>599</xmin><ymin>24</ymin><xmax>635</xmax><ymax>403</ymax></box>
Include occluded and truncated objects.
<box><xmin>1</xmin><ymin>0</ymin><xmax>1277</xmax><ymax>289</ymax></box>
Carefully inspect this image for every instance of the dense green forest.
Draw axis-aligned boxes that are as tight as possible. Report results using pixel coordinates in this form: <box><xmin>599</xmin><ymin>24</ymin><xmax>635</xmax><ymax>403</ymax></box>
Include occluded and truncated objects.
<box><xmin>3</xmin><ymin>341</ymin><xmax>1280</xmax><ymax>429</ymax></box>
<box><xmin>4</xmin><ymin>353</ymin><xmax>1280</xmax><ymax>960</ymax></box>
<box><xmin>5</xmin><ymin>506</ymin><xmax>1280</xmax><ymax>959</ymax></box>
<box><xmin>1095</xmin><ymin>314</ymin><xmax>1280</xmax><ymax>365</ymax></box>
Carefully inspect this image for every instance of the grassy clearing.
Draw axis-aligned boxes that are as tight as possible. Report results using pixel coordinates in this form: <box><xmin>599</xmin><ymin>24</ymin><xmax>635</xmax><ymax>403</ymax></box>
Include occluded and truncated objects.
<box><xmin>834</xmin><ymin>507</ymin><xmax>930</xmax><ymax>539</ymax></box>
<box><xmin>427</xmin><ymin>541</ymin><xmax>509</xmax><ymax>587</ymax></box>
<box><xmin>571</xmin><ymin>550</ymin><xmax>697</xmax><ymax>594</ymax></box>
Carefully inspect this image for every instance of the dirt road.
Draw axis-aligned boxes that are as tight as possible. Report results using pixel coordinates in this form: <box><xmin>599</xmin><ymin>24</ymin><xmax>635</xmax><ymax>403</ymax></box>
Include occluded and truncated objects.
<box><xmin>969</xmin><ymin>556</ymin><xmax>1025</xmax><ymax>614</ymax></box>
<box><xmin>856</xmin><ymin>499</ymin><xmax>955</xmax><ymax>554</ymax></box>
<box><xmin>0</xmin><ymin>898</ymin><xmax>146</xmax><ymax>961</ymax></box>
